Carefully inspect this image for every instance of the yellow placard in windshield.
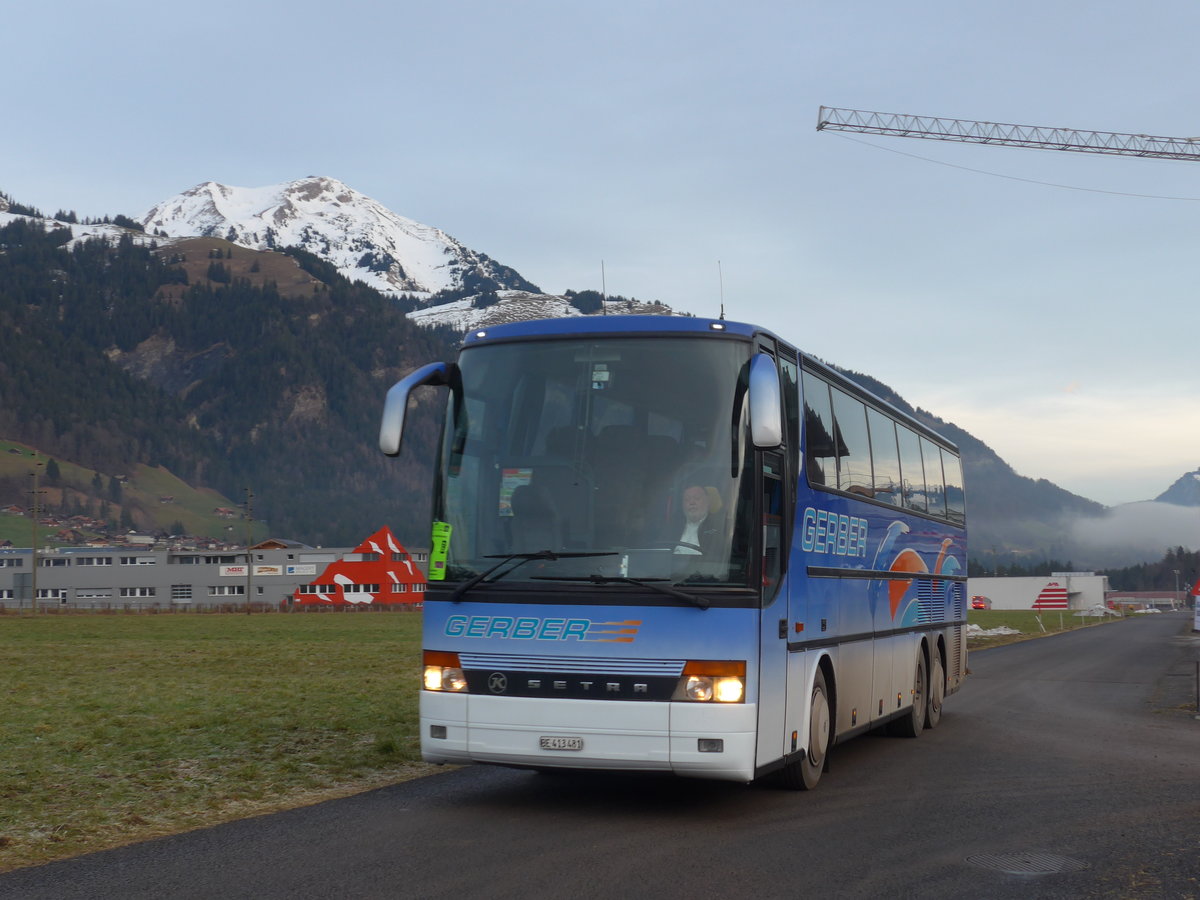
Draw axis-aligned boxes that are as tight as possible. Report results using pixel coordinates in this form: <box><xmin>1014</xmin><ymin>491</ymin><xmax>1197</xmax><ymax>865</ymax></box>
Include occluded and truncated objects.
<box><xmin>429</xmin><ymin>521</ymin><xmax>452</xmax><ymax>581</ymax></box>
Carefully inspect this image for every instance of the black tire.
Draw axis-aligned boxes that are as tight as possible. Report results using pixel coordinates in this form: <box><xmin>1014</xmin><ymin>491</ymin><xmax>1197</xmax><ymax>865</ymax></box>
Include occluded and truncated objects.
<box><xmin>925</xmin><ymin>651</ymin><xmax>944</xmax><ymax>729</ymax></box>
<box><xmin>779</xmin><ymin>668</ymin><xmax>831</xmax><ymax>790</ymax></box>
<box><xmin>893</xmin><ymin>651</ymin><xmax>926</xmax><ymax>739</ymax></box>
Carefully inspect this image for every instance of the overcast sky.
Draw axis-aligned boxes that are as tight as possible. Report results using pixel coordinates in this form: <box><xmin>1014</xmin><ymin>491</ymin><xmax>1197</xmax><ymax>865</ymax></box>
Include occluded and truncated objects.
<box><xmin>7</xmin><ymin>0</ymin><xmax>1200</xmax><ymax>510</ymax></box>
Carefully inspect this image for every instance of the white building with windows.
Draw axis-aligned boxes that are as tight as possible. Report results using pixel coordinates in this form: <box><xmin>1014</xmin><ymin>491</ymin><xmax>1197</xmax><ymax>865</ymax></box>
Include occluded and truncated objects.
<box><xmin>0</xmin><ymin>535</ymin><xmax>429</xmax><ymax>611</ymax></box>
<box><xmin>967</xmin><ymin>572</ymin><xmax>1109</xmax><ymax>612</ymax></box>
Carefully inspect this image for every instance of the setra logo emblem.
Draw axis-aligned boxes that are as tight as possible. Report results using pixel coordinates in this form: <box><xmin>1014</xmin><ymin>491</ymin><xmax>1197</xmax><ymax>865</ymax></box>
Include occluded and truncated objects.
<box><xmin>487</xmin><ymin>672</ymin><xmax>508</xmax><ymax>694</ymax></box>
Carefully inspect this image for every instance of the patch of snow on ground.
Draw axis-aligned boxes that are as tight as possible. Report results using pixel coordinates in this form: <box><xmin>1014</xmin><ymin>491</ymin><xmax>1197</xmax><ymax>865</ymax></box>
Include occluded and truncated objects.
<box><xmin>967</xmin><ymin>624</ymin><xmax>1022</xmax><ymax>637</ymax></box>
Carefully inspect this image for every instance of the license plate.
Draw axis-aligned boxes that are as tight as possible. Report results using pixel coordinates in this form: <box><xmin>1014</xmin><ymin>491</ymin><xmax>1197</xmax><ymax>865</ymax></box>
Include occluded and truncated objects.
<box><xmin>539</xmin><ymin>735</ymin><xmax>584</xmax><ymax>751</ymax></box>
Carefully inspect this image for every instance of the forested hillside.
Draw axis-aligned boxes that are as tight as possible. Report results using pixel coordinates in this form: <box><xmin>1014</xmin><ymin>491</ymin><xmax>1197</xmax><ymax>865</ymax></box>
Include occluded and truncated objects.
<box><xmin>0</xmin><ymin>218</ymin><xmax>457</xmax><ymax>546</ymax></box>
<box><xmin>1099</xmin><ymin>546</ymin><xmax>1199</xmax><ymax>592</ymax></box>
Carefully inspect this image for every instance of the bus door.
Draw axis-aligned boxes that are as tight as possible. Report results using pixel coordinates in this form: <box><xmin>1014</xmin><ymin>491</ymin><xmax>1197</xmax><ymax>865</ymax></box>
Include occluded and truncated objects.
<box><xmin>755</xmin><ymin>343</ymin><xmax>798</xmax><ymax>768</ymax></box>
<box><xmin>757</xmin><ymin>451</ymin><xmax>787</xmax><ymax>767</ymax></box>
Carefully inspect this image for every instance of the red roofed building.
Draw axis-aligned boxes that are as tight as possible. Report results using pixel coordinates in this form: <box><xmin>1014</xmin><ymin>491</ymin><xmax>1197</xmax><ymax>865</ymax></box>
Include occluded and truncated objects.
<box><xmin>292</xmin><ymin>526</ymin><xmax>426</xmax><ymax>609</ymax></box>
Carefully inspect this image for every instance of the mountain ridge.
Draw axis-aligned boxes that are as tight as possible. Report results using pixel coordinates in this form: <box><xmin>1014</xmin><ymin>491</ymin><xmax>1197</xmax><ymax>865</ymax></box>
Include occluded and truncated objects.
<box><xmin>1155</xmin><ymin>468</ymin><xmax>1200</xmax><ymax>506</ymax></box>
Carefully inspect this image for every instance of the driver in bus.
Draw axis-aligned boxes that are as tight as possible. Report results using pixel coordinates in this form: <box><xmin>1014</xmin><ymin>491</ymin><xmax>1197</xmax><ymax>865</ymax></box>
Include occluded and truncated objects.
<box><xmin>674</xmin><ymin>484</ymin><xmax>723</xmax><ymax>557</ymax></box>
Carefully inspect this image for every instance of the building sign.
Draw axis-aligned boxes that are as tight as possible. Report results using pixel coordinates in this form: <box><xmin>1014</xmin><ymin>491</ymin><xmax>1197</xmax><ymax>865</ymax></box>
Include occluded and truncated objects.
<box><xmin>1032</xmin><ymin>581</ymin><xmax>1068</xmax><ymax>609</ymax></box>
<box><xmin>220</xmin><ymin>565</ymin><xmax>248</xmax><ymax>578</ymax></box>
<box><xmin>287</xmin><ymin>564</ymin><xmax>317</xmax><ymax>576</ymax></box>
<box><xmin>293</xmin><ymin>525</ymin><xmax>426</xmax><ymax>608</ymax></box>
<box><xmin>254</xmin><ymin>565</ymin><xmax>283</xmax><ymax>577</ymax></box>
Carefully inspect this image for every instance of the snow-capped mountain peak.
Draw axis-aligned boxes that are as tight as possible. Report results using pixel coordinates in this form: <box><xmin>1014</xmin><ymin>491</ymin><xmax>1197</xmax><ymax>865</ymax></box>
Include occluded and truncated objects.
<box><xmin>140</xmin><ymin>176</ymin><xmax>537</xmax><ymax>298</ymax></box>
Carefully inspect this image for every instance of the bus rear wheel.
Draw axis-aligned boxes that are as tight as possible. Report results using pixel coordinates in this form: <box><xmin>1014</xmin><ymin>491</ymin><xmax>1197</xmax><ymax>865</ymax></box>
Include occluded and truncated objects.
<box><xmin>925</xmin><ymin>652</ymin><xmax>944</xmax><ymax>729</ymax></box>
<box><xmin>780</xmin><ymin>668</ymin><xmax>830</xmax><ymax>790</ymax></box>
<box><xmin>893</xmin><ymin>652</ymin><xmax>926</xmax><ymax>738</ymax></box>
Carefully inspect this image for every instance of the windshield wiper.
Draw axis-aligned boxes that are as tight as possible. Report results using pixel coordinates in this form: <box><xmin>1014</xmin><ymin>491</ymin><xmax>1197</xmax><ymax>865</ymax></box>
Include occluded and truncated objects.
<box><xmin>530</xmin><ymin>574</ymin><xmax>709</xmax><ymax>610</ymax></box>
<box><xmin>451</xmin><ymin>550</ymin><xmax>617</xmax><ymax>602</ymax></box>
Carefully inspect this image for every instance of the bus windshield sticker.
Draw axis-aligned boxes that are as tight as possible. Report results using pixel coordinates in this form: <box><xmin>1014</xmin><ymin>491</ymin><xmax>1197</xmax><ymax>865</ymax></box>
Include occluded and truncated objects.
<box><xmin>429</xmin><ymin>521</ymin><xmax>452</xmax><ymax>581</ymax></box>
<box><xmin>499</xmin><ymin>468</ymin><xmax>533</xmax><ymax>517</ymax></box>
<box><xmin>591</xmin><ymin>363</ymin><xmax>609</xmax><ymax>390</ymax></box>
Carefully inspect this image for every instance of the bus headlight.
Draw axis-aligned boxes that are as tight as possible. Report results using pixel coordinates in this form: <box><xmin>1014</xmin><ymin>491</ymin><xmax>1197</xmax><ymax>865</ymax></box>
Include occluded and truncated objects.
<box><xmin>685</xmin><ymin>675</ymin><xmax>715</xmax><ymax>701</ymax></box>
<box><xmin>424</xmin><ymin>665</ymin><xmax>468</xmax><ymax>692</ymax></box>
<box><xmin>675</xmin><ymin>661</ymin><xmax>746</xmax><ymax>702</ymax></box>
<box><xmin>713</xmin><ymin>676</ymin><xmax>744</xmax><ymax>703</ymax></box>
<box><xmin>423</xmin><ymin>650</ymin><xmax>468</xmax><ymax>692</ymax></box>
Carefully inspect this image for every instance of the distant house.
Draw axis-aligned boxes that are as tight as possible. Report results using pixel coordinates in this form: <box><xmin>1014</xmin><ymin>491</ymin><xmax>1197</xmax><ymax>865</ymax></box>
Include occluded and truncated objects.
<box><xmin>292</xmin><ymin>526</ymin><xmax>426</xmax><ymax>609</ymax></box>
<box><xmin>213</xmin><ymin>507</ymin><xmax>238</xmax><ymax>519</ymax></box>
<box><xmin>252</xmin><ymin>538</ymin><xmax>311</xmax><ymax>551</ymax></box>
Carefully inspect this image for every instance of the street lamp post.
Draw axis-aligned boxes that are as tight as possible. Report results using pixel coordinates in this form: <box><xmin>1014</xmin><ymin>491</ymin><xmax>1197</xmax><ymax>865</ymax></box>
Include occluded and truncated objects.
<box><xmin>27</xmin><ymin>462</ymin><xmax>44</xmax><ymax>614</ymax></box>
<box><xmin>244</xmin><ymin>488</ymin><xmax>253</xmax><ymax>615</ymax></box>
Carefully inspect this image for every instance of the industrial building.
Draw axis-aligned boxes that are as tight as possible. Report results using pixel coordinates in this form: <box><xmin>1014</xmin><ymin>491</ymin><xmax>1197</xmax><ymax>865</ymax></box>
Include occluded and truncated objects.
<box><xmin>0</xmin><ymin>526</ymin><xmax>428</xmax><ymax>612</ymax></box>
<box><xmin>966</xmin><ymin>572</ymin><xmax>1110</xmax><ymax>612</ymax></box>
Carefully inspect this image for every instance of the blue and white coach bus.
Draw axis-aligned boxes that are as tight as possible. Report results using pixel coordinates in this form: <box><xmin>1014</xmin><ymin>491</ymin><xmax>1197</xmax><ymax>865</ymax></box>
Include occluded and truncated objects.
<box><xmin>380</xmin><ymin>315</ymin><xmax>967</xmax><ymax>789</ymax></box>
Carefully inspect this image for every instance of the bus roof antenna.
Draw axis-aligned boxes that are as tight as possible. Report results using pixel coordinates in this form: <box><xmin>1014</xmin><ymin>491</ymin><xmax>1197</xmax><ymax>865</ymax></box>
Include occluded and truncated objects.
<box><xmin>718</xmin><ymin>260</ymin><xmax>726</xmax><ymax>320</ymax></box>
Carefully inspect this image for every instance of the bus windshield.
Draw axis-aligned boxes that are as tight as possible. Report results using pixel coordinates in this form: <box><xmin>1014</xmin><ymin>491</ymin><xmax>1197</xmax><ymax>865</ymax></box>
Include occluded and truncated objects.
<box><xmin>432</xmin><ymin>336</ymin><xmax>756</xmax><ymax>591</ymax></box>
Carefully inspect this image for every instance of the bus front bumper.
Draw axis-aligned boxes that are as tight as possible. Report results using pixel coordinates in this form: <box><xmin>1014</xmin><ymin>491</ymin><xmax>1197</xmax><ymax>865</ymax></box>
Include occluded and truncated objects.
<box><xmin>420</xmin><ymin>692</ymin><xmax>758</xmax><ymax>782</ymax></box>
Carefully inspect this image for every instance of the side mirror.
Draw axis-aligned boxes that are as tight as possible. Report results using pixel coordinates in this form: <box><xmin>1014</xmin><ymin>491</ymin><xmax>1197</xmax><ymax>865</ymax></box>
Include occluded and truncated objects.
<box><xmin>749</xmin><ymin>353</ymin><xmax>783</xmax><ymax>449</ymax></box>
<box><xmin>379</xmin><ymin>362</ymin><xmax>452</xmax><ymax>456</ymax></box>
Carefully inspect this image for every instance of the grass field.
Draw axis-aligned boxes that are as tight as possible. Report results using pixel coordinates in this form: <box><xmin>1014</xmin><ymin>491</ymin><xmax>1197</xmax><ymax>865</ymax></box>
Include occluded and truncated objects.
<box><xmin>0</xmin><ymin>611</ymin><xmax>428</xmax><ymax>873</ymax></box>
<box><xmin>966</xmin><ymin>607</ymin><xmax>1126</xmax><ymax>647</ymax></box>
<box><xmin>0</xmin><ymin>605</ymin><xmax>1126</xmax><ymax>873</ymax></box>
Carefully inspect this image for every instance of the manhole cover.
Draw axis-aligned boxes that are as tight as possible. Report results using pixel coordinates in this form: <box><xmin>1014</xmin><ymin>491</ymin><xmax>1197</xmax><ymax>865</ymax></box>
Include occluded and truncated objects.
<box><xmin>966</xmin><ymin>851</ymin><xmax>1088</xmax><ymax>876</ymax></box>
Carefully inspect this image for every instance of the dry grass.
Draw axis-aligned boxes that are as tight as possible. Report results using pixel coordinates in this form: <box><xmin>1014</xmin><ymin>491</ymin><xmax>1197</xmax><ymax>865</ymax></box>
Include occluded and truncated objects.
<box><xmin>0</xmin><ymin>611</ymin><xmax>430</xmax><ymax>872</ymax></box>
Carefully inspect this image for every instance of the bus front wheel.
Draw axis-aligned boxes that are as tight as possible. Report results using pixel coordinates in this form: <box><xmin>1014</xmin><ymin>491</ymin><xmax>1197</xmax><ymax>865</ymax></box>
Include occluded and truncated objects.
<box><xmin>780</xmin><ymin>668</ymin><xmax>830</xmax><ymax>790</ymax></box>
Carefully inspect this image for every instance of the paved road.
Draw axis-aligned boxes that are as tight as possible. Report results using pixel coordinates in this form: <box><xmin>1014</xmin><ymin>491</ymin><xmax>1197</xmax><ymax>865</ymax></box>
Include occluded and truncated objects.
<box><xmin>3</xmin><ymin>613</ymin><xmax>1197</xmax><ymax>899</ymax></box>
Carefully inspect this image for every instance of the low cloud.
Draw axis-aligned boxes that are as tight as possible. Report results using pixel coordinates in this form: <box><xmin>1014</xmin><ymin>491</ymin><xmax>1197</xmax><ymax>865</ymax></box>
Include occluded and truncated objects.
<box><xmin>1068</xmin><ymin>502</ymin><xmax>1198</xmax><ymax>566</ymax></box>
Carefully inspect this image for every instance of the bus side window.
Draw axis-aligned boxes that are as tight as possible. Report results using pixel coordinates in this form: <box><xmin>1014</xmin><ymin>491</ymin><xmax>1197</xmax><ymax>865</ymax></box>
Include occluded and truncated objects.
<box><xmin>830</xmin><ymin>388</ymin><xmax>872</xmax><ymax>496</ymax></box>
<box><xmin>761</xmin><ymin>456</ymin><xmax>784</xmax><ymax>603</ymax></box>
<box><xmin>802</xmin><ymin>372</ymin><xmax>836</xmax><ymax>487</ymax></box>
<box><xmin>943</xmin><ymin>450</ymin><xmax>966</xmax><ymax>525</ymax></box>
<box><xmin>921</xmin><ymin>436</ymin><xmax>947</xmax><ymax>517</ymax></box>
<box><xmin>867</xmin><ymin>408</ymin><xmax>901</xmax><ymax>507</ymax></box>
<box><xmin>779</xmin><ymin>357</ymin><xmax>800</xmax><ymax>453</ymax></box>
<box><xmin>896</xmin><ymin>425</ymin><xmax>927</xmax><ymax>513</ymax></box>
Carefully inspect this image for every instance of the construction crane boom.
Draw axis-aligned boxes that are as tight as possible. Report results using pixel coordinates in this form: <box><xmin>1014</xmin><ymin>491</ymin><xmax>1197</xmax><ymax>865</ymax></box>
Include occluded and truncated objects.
<box><xmin>816</xmin><ymin>106</ymin><xmax>1200</xmax><ymax>162</ymax></box>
